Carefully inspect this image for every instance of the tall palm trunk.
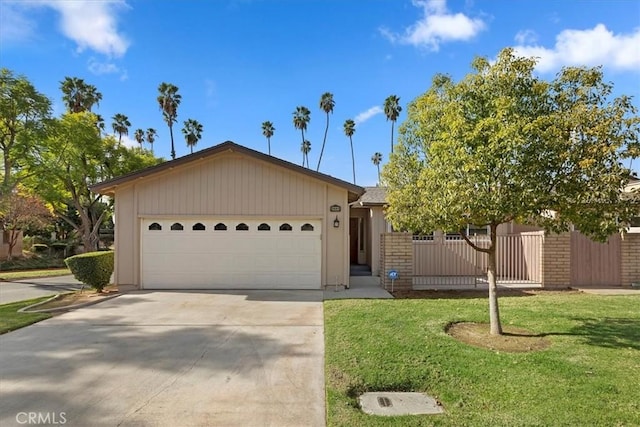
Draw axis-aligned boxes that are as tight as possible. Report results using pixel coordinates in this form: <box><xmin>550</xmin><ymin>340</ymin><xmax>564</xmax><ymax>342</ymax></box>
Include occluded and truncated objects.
<box><xmin>169</xmin><ymin>124</ymin><xmax>176</xmax><ymax>160</ymax></box>
<box><xmin>349</xmin><ymin>136</ymin><xmax>356</xmax><ymax>184</ymax></box>
<box><xmin>268</xmin><ymin>137</ymin><xmax>271</xmax><ymax>156</ymax></box>
<box><xmin>317</xmin><ymin>114</ymin><xmax>329</xmax><ymax>171</ymax></box>
<box><xmin>390</xmin><ymin>121</ymin><xmax>395</xmax><ymax>154</ymax></box>
<box><xmin>301</xmin><ymin>129</ymin><xmax>305</xmax><ymax>166</ymax></box>
<box><xmin>376</xmin><ymin>164</ymin><xmax>381</xmax><ymax>184</ymax></box>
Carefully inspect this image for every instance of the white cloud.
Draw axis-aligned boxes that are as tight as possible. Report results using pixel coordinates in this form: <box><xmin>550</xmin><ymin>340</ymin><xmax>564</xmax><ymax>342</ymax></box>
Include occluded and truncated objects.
<box><xmin>380</xmin><ymin>0</ymin><xmax>486</xmax><ymax>51</ymax></box>
<box><xmin>44</xmin><ymin>0</ymin><xmax>130</xmax><ymax>57</ymax></box>
<box><xmin>87</xmin><ymin>58</ymin><xmax>129</xmax><ymax>80</ymax></box>
<box><xmin>118</xmin><ymin>134</ymin><xmax>138</xmax><ymax>149</ymax></box>
<box><xmin>514</xmin><ymin>29</ymin><xmax>537</xmax><ymax>45</ymax></box>
<box><xmin>513</xmin><ymin>24</ymin><xmax>640</xmax><ymax>73</ymax></box>
<box><xmin>355</xmin><ymin>106</ymin><xmax>383</xmax><ymax>125</ymax></box>
<box><xmin>0</xmin><ymin>2</ymin><xmax>37</xmax><ymax>43</ymax></box>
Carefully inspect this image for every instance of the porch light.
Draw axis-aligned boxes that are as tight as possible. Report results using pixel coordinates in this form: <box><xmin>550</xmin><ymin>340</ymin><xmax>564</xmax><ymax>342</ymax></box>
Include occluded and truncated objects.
<box><xmin>333</xmin><ymin>216</ymin><xmax>340</xmax><ymax>228</ymax></box>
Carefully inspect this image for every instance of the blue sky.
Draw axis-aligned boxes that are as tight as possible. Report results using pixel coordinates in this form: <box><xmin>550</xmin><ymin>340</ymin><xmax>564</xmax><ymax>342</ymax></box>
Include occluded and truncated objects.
<box><xmin>2</xmin><ymin>0</ymin><xmax>639</xmax><ymax>185</ymax></box>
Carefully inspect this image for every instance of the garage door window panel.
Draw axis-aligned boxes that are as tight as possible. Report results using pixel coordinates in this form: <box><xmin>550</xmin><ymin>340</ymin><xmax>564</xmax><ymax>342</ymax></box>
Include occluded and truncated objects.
<box><xmin>214</xmin><ymin>223</ymin><xmax>227</xmax><ymax>231</ymax></box>
<box><xmin>192</xmin><ymin>222</ymin><xmax>206</xmax><ymax>231</ymax></box>
<box><xmin>279</xmin><ymin>223</ymin><xmax>292</xmax><ymax>231</ymax></box>
<box><xmin>258</xmin><ymin>223</ymin><xmax>271</xmax><ymax>231</ymax></box>
<box><xmin>236</xmin><ymin>223</ymin><xmax>249</xmax><ymax>231</ymax></box>
<box><xmin>171</xmin><ymin>222</ymin><xmax>184</xmax><ymax>231</ymax></box>
<box><xmin>148</xmin><ymin>222</ymin><xmax>162</xmax><ymax>231</ymax></box>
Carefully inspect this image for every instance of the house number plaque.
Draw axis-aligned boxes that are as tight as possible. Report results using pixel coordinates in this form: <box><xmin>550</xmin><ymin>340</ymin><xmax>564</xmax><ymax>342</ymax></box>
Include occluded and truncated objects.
<box><xmin>330</xmin><ymin>204</ymin><xmax>341</xmax><ymax>212</ymax></box>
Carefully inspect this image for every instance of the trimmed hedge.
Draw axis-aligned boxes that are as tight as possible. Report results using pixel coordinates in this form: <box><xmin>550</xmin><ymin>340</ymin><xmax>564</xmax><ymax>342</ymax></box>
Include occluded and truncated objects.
<box><xmin>64</xmin><ymin>251</ymin><xmax>114</xmax><ymax>292</ymax></box>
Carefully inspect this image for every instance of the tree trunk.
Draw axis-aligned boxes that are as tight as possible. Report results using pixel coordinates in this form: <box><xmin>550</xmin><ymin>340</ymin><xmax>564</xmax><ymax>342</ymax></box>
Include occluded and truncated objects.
<box><xmin>268</xmin><ymin>138</ymin><xmax>271</xmax><ymax>156</ymax></box>
<box><xmin>390</xmin><ymin>121</ymin><xmax>395</xmax><ymax>154</ymax></box>
<box><xmin>6</xmin><ymin>228</ymin><xmax>19</xmax><ymax>261</ymax></box>
<box><xmin>350</xmin><ymin>136</ymin><xmax>356</xmax><ymax>184</ymax></box>
<box><xmin>487</xmin><ymin>224</ymin><xmax>503</xmax><ymax>335</ymax></box>
<box><xmin>317</xmin><ymin>114</ymin><xmax>329</xmax><ymax>171</ymax></box>
<box><xmin>169</xmin><ymin>124</ymin><xmax>176</xmax><ymax>160</ymax></box>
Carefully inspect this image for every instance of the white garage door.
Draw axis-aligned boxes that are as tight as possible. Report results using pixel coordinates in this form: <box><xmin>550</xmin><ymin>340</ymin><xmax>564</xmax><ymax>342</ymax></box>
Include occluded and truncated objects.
<box><xmin>141</xmin><ymin>219</ymin><xmax>321</xmax><ymax>289</ymax></box>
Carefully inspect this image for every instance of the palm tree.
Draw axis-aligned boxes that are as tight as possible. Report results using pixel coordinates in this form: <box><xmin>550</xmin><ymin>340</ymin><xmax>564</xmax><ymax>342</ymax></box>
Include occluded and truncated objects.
<box><xmin>134</xmin><ymin>129</ymin><xmax>145</xmax><ymax>150</ymax></box>
<box><xmin>157</xmin><ymin>82</ymin><xmax>181</xmax><ymax>160</ymax></box>
<box><xmin>182</xmin><ymin>119</ymin><xmax>203</xmax><ymax>154</ymax></box>
<box><xmin>301</xmin><ymin>140</ymin><xmax>312</xmax><ymax>167</ymax></box>
<box><xmin>261</xmin><ymin>121</ymin><xmax>275</xmax><ymax>155</ymax></box>
<box><xmin>344</xmin><ymin>119</ymin><xmax>356</xmax><ymax>184</ymax></box>
<box><xmin>316</xmin><ymin>92</ymin><xmax>335</xmax><ymax>171</ymax></box>
<box><xmin>95</xmin><ymin>114</ymin><xmax>106</xmax><ymax>134</ymax></box>
<box><xmin>146</xmin><ymin>128</ymin><xmax>157</xmax><ymax>154</ymax></box>
<box><xmin>60</xmin><ymin>77</ymin><xmax>102</xmax><ymax>112</ymax></box>
<box><xmin>384</xmin><ymin>95</ymin><xmax>402</xmax><ymax>153</ymax></box>
<box><xmin>111</xmin><ymin>113</ymin><xmax>131</xmax><ymax>145</ymax></box>
<box><xmin>371</xmin><ymin>152</ymin><xmax>383</xmax><ymax>184</ymax></box>
<box><xmin>293</xmin><ymin>106</ymin><xmax>311</xmax><ymax>159</ymax></box>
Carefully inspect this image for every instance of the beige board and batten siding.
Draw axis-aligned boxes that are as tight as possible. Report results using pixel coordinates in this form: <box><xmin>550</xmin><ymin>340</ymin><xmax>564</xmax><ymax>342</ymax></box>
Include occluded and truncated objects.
<box><xmin>113</xmin><ymin>152</ymin><xmax>350</xmax><ymax>289</ymax></box>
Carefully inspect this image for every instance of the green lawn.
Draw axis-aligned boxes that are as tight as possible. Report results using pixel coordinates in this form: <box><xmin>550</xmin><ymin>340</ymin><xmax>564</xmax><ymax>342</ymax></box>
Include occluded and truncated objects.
<box><xmin>325</xmin><ymin>291</ymin><xmax>640</xmax><ymax>426</ymax></box>
<box><xmin>0</xmin><ymin>268</ymin><xmax>71</xmax><ymax>281</ymax></box>
<box><xmin>0</xmin><ymin>297</ymin><xmax>53</xmax><ymax>334</ymax></box>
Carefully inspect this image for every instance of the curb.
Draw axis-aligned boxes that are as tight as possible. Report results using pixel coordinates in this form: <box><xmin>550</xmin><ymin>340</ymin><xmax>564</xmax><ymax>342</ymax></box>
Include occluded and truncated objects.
<box><xmin>18</xmin><ymin>292</ymin><xmax>121</xmax><ymax>313</ymax></box>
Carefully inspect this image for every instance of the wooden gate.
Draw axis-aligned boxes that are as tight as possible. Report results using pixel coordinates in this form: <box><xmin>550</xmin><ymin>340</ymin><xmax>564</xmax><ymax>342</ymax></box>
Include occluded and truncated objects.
<box><xmin>412</xmin><ymin>234</ymin><xmax>542</xmax><ymax>287</ymax></box>
<box><xmin>570</xmin><ymin>232</ymin><xmax>621</xmax><ymax>286</ymax></box>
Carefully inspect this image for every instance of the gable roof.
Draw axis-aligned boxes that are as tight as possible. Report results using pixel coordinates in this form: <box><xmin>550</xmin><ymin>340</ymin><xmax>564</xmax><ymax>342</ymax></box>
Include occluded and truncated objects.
<box><xmin>353</xmin><ymin>186</ymin><xmax>387</xmax><ymax>206</ymax></box>
<box><xmin>91</xmin><ymin>141</ymin><xmax>365</xmax><ymax>202</ymax></box>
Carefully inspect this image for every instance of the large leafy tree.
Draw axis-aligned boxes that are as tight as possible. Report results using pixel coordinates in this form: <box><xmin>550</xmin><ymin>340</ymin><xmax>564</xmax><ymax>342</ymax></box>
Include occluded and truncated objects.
<box><xmin>371</xmin><ymin>152</ymin><xmax>383</xmax><ymax>184</ymax></box>
<box><xmin>343</xmin><ymin>119</ymin><xmax>356</xmax><ymax>184</ymax></box>
<box><xmin>261</xmin><ymin>121</ymin><xmax>275</xmax><ymax>155</ymax></box>
<box><xmin>316</xmin><ymin>92</ymin><xmax>335</xmax><ymax>171</ymax></box>
<box><xmin>111</xmin><ymin>113</ymin><xmax>130</xmax><ymax>145</ymax></box>
<box><xmin>384</xmin><ymin>94</ymin><xmax>402</xmax><ymax>154</ymax></box>
<box><xmin>0</xmin><ymin>68</ymin><xmax>52</xmax><ymax>193</ymax></box>
<box><xmin>0</xmin><ymin>192</ymin><xmax>52</xmax><ymax>260</ymax></box>
<box><xmin>293</xmin><ymin>106</ymin><xmax>311</xmax><ymax>162</ymax></box>
<box><xmin>157</xmin><ymin>82</ymin><xmax>181</xmax><ymax>160</ymax></box>
<box><xmin>181</xmin><ymin>118</ymin><xmax>203</xmax><ymax>154</ymax></box>
<box><xmin>384</xmin><ymin>48</ymin><xmax>639</xmax><ymax>335</ymax></box>
<box><xmin>30</xmin><ymin>112</ymin><xmax>160</xmax><ymax>252</ymax></box>
<box><xmin>60</xmin><ymin>77</ymin><xmax>102</xmax><ymax>113</ymax></box>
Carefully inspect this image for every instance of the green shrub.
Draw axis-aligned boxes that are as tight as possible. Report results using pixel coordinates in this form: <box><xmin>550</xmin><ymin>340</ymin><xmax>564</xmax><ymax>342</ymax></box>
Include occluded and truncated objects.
<box><xmin>64</xmin><ymin>251</ymin><xmax>114</xmax><ymax>292</ymax></box>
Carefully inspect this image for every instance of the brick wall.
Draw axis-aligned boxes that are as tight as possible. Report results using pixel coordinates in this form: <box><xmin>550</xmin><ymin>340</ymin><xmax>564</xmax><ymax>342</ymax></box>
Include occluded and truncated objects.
<box><xmin>540</xmin><ymin>232</ymin><xmax>571</xmax><ymax>288</ymax></box>
<box><xmin>621</xmin><ymin>233</ymin><xmax>640</xmax><ymax>287</ymax></box>
<box><xmin>380</xmin><ymin>233</ymin><xmax>413</xmax><ymax>290</ymax></box>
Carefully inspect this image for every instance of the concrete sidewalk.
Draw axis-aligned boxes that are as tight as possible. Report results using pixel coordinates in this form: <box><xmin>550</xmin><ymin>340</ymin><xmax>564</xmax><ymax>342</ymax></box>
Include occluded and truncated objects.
<box><xmin>571</xmin><ymin>285</ymin><xmax>640</xmax><ymax>296</ymax></box>
<box><xmin>324</xmin><ymin>276</ymin><xmax>393</xmax><ymax>300</ymax></box>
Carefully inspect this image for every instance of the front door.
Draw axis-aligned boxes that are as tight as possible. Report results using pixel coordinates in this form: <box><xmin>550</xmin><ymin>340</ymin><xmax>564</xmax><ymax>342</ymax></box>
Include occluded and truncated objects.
<box><xmin>349</xmin><ymin>218</ymin><xmax>358</xmax><ymax>264</ymax></box>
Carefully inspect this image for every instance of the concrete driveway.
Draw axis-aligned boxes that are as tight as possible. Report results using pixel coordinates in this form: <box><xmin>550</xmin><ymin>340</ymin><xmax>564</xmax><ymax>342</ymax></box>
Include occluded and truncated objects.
<box><xmin>0</xmin><ymin>290</ymin><xmax>325</xmax><ymax>427</ymax></box>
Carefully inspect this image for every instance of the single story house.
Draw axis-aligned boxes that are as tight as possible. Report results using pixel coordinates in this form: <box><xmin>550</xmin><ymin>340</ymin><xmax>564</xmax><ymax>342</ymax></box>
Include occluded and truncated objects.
<box><xmin>92</xmin><ymin>141</ymin><xmax>390</xmax><ymax>290</ymax></box>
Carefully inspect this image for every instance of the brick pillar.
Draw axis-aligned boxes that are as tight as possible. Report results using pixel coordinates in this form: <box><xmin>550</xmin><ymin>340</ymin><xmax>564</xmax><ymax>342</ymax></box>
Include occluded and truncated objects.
<box><xmin>621</xmin><ymin>233</ymin><xmax>640</xmax><ymax>287</ymax></box>
<box><xmin>380</xmin><ymin>233</ymin><xmax>413</xmax><ymax>290</ymax></box>
<box><xmin>540</xmin><ymin>232</ymin><xmax>571</xmax><ymax>288</ymax></box>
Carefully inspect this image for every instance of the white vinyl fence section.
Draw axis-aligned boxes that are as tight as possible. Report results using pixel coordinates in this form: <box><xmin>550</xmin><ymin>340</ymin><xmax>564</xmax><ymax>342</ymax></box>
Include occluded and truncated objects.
<box><xmin>413</xmin><ymin>234</ymin><xmax>542</xmax><ymax>288</ymax></box>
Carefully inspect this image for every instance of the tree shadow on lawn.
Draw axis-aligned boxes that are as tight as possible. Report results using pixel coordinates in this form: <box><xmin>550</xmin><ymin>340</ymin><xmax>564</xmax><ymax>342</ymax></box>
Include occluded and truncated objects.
<box><xmin>563</xmin><ymin>317</ymin><xmax>640</xmax><ymax>350</ymax></box>
<box><xmin>477</xmin><ymin>316</ymin><xmax>640</xmax><ymax>349</ymax></box>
